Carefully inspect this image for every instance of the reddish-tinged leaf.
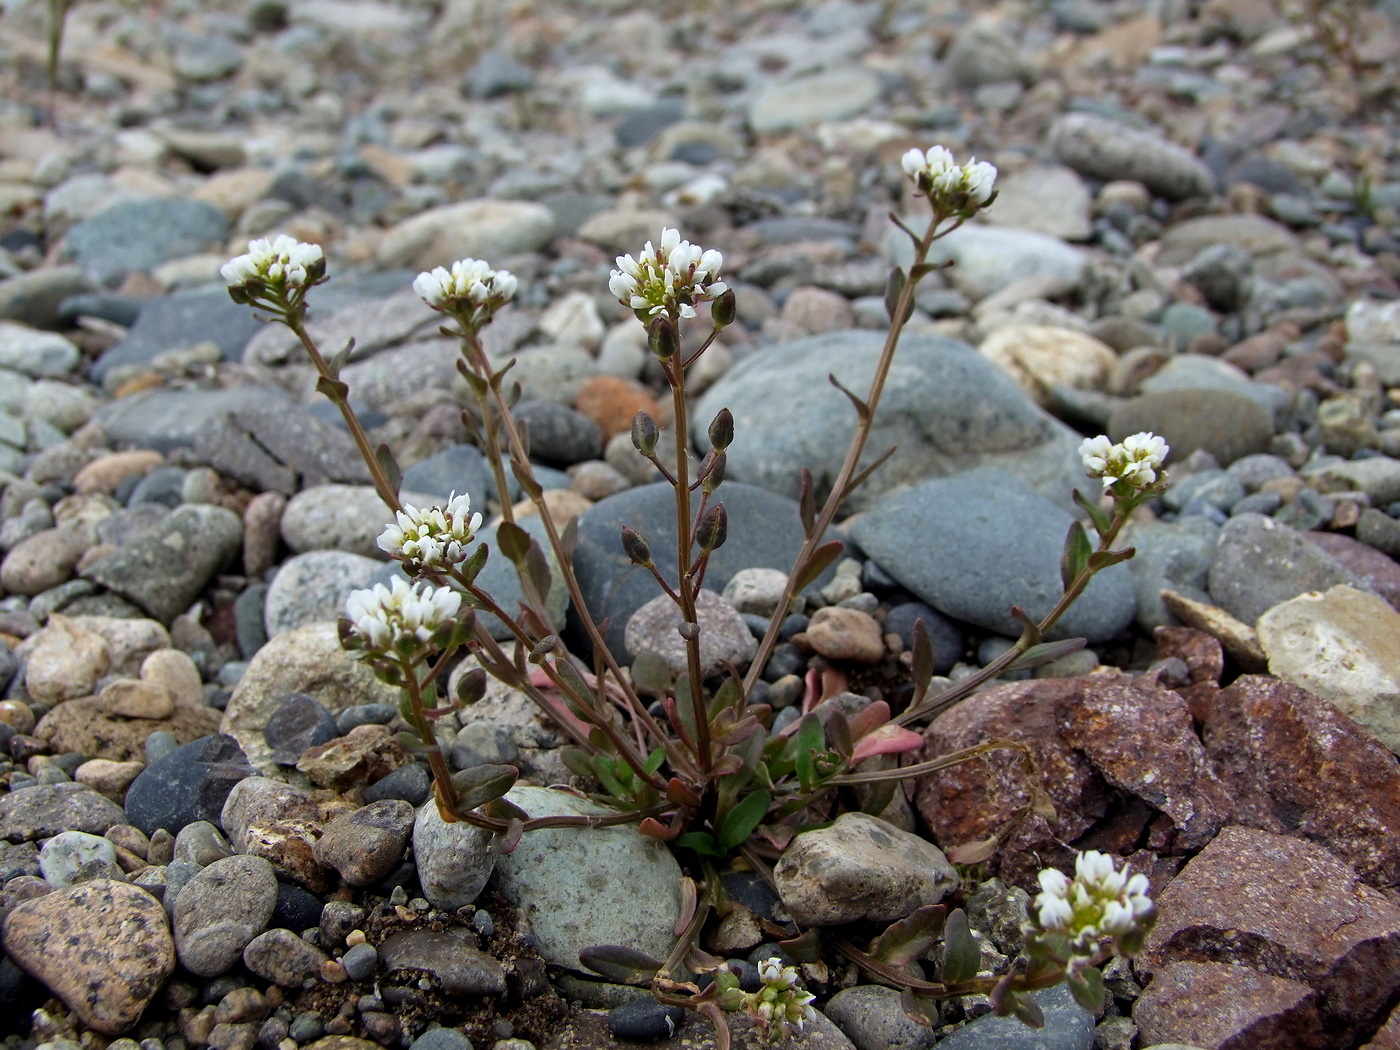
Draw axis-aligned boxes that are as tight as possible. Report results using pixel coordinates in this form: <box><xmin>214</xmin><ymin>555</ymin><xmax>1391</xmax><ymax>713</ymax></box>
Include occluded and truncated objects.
<box><xmin>851</xmin><ymin>723</ymin><xmax>924</xmax><ymax>763</ymax></box>
<box><xmin>846</xmin><ymin>700</ymin><xmax>891</xmax><ymax>740</ymax></box>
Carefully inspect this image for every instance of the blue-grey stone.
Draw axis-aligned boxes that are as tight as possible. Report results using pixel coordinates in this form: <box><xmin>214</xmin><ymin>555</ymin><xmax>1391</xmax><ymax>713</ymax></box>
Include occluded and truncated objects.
<box><xmin>64</xmin><ymin>199</ymin><xmax>230</xmax><ymax>285</ymax></box>
<box><xmin>337</xmin><ymin>703</ymin><xmax>397</xmax><ymax>734</ymax></box>
<box><xmin>609</xmin><ymin>998</ymin><xmax>685</xmax><ymax>1040</ymax></box>
<box><xmin>90</xmin><ymin>288</ymin><xmax>263</xmax><ymax>383</ymax></box>
<box><xmin>491</xmin><ymin>785</ymin><xmax>682</xmax><ymax>971</ymax></box>
<box><xmin>1208</xmin><ymin>513</ymin><xmax>1369</xmax><ymax>624</ymax></box>
<box><xmin>400</xmin><ymin>444</ymin><xmax>513</xmax><ymax>507</ymax></box>
<box><xmin>463</xmin><ymin>49</ymin><xmax>534</xmax><ymax>99</ymax></box>
<box><xmin>1050</xmin><ymin>112</ymin><xmax>1214</xmax><ymax>201</ymax></box>
<box><xmin>80</xmin><ymin>503</ymin><xmax>243</xmax><ymax>624</ymax></box>
<box><xmin>341</xmin><ymin>942</ymin><xmax>378</xmax><ymax>981</ymax></box>
<box><xmin>694</xmin><ymin>331</ymin><xmax>1092</xmax><ymax>514</ymax></box>
<box><xmin>570</xmin><ymin>481</ymin><xmax>838</xmax><ymax>661</ymax></box>
<box><xmin>511</xmin><ymin>400</ymin><xmax>603</xmax><ymax>467</ymax></box>
<box><xmin>193</xmin><ymin>402</ymin><xmax>372</xmax><ymax>496</ymax></box>
<box><xmin>410</xmin><ymin>1028</ymin><xmax>474</xmax><ymax>1050</ymax></box>
<box><xmin>95</xmin><ymin>386</ymin><xmax>295</xmax><ymax>453</ymax></box>
<box><xmin>932</xmin><ymin>983</ymin><xmax>1093</xmax><ymax>1050</ymax></box>
<box><xmin>124</xmin><ymin>734</ymin><xmax>254</xmax><ymax>836</ymax></box>
<box><xmin>882</xmin><ymin>602</ymin><xmax>963</xmax><ymax>675</ymax></box>
<box><xmin>889</xmin><ymin>224</ymin><xmax>1085</xmax><ymax>301</ymax></box>
<box><xmin>849</xmin><ymin>469</ymin><xmax>1136</xmax><ymax>642</ymax></box>
<box><xmin>1163</xmin><ymin>470</ymin><xmax>1245</xmax><ymax>513</ymax></box>
<box><xmin>1123</xmin><ymin>517</ymin><xmax>1219</xmax><ymax>630</ymax></box>
<box><xmin>263</xmin><ymin>693</ymin><xmax>339</xmax><ymax>766</ymax></box>
<box><xmin>263</xmin><ymin>550</ymin><xmax>383</xmax><ymax>638</ymax></box>
<box><xmin>364</xmin><ymin>763</ymin><xmax>431</xmax><ymax>807</ymax></box>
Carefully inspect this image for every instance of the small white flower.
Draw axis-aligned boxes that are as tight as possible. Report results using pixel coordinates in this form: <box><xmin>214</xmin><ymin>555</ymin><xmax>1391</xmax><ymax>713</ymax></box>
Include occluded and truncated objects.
<box><xmin>344</xmin><ymin>577</ymin><xmax>461</xmax><ymax>657</ymax></box>
<box><xmin>609</xmin><ymin>227</ymin><xmax>728</xmax><ymax>321</ymax></box>
<box><xmin>414</xmin><ymin>258</ymin><xmax>517</xmax><ymax>323</ymax></box>
<box><xmin>378</xmin><ymin>491</ymin><xmax>483</xmax><ymax>568</ymax></box>
<box><xmin>1079</xmin><ymin>432</ymin><xmax>1169</xmax><ymax>492</ymax></box>
<box><xmin>903</xmin><ymin>146</ymin><xmax>998</xmax><ymax>209</ymax></box>
<box><xmin>1029</xmin><ymin>850</ymin><xmax>1154</xmax><ymax>954</ymax></box>
<box><xmin>743</xmin><ymin>958</ymin><xmax>815</xmax><ymax>1042</ymax></box>
<box><xmin>222</xmin><ymin>235</ymin><xmax>325</xmax><ymax>298</ymax></box>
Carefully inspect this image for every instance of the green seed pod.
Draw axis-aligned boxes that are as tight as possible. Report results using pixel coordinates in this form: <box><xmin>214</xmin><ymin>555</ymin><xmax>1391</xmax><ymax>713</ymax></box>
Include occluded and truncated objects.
<box><xmin>696</xmin><ymin>503</ymin><xmax>728</xmax><ymax>553</ymax></box>
<box><xmin>710</xmin><ymin>287</ymin><xmax>737</xmax><ymax>329</ymax></box>
<box><xmin>621</xmin><ymin>526</ymin><xmax>653</xmax><ymax>567</ymax></box>
<box><xmin>648</xmin><ymin>315</ymin><xmax>679</xmax><ymax>359</ymax></box>
<box><xmin>707</xmin><ymin>407</ymin><xmax>734</xmax><ymax>452</ymax></box>
<box><xmin>632</xmin><ymin>412</ymin><xmax>660</xmax><ymax>456</ymax></box>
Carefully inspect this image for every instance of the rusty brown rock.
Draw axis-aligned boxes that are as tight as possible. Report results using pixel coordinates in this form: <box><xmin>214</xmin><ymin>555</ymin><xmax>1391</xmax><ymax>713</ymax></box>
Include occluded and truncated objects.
<box><xmin>573</xmin><ymin>375</ymin><xmax>664</xmax><ymax>441</ymax></box>
<box><xmin>1133</xmin><ymin>960</ymin><xmax>1326</xmax><ymax>1050</ymax></box>
<box><xmin>1</xmin><ymin>879</ymin><xmax>175</xmax><ymax>1034</ymax></box>
<box><xmin>1060</xmin><ymin>674</ymin><xmax>1232</xmax><ymax>850</ymax></box>
<box><xmin>1152</xmin><ymin>625</ymin><xmax>1224</xmax><ymax>685</ymax></box>
<box><xmin>35</xmin><ymin>697</ymin><xmax>222</xmax><ymax>763</ymax></box>
<box><xmin>1197</xmin><ymin>675</ymin><xmax>1400</xmax><ymax>885</ymax></box>
<box><xmin>295</xmin><ymin>724</ymin><xmax>411</xmax><ymax>792</ymax></box>
<box><xmin>917</xmin><ymin>671</ymin><xmax>1230</xmax><ymax>880</ymax></box>
<box><xmin>916</xmin><ymin>676</ymin><xmax>1109</xmax><ymax>882</ymax></box>
<box><xmin>1138</xmin><ymin>825</ymin><xmax>1400</xmax><ymax>1044</ymax></box>
<box><xmin>1365</xmin><ymin>1004</ymin><xmax>1400</xmax><ymax>1050</ymax></box>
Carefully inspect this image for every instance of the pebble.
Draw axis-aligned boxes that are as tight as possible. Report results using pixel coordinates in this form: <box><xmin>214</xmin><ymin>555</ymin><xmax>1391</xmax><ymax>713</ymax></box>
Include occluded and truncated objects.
<box><xmin>242</xmin><ymin>929</ymin><xmax>330</xmax><ymax>988</ymax></box>
<box><xmin>313</xmin><ymin>800</ymin><xmax>414</xmax><ymax>887</ymax></box>
<box><xmin>37</xmin><ymin>830</ymin><xmax>119</xmax><ymax>887</ymax></box>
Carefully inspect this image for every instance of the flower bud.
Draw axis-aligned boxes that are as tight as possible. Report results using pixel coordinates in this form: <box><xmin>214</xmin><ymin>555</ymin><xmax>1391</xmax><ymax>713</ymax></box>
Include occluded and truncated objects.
<box><xmin>632</xmin><ymin>412</ymin><xmax>660</xmax><ymax>456</ymax></box>
<box><xmin>696</xmin><ymin>503</ymin><xmax>727</xmax><ymax>553</ymax></box>
<box><xmin>707</xmin><ymin>407</ymin><xmax>734</xmax><ymax>452</ymax></box>
<box><xmin>621</xmin><ymin>526</ymin><xmax>653</xmax><ymax>567</ymax></box>
<box><xmin>710</xmin><ymin>287</ymin><xmax>737</xmax><ymax>329</ymax></box>
<box><xmin>648</xmin><ymin>315</ymin><xmax>679</xmax><ymax>359</ymax></box>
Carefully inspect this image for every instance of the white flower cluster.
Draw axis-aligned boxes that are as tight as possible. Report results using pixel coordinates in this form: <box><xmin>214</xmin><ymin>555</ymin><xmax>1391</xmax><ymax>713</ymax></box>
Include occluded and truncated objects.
<box><xmin>221</xmin><ymin>235</ymin><xmax>325</xmax><ymax>294</ymax></box>
<box><xmin>345</xmin><ymin>577</ymin><xmax>461</xmax><ymax>656</ymax></box>
<box><xmin>743</xmin><ymin>958</ymin><xmax>817</xmax><ymax>1041</ymax></box>
<box><xmin>1079</xmin><ymin>432</ymin><xmax>1169</xmax><ymax>492</ymax></box>
<box><xmin>413</xmin><ymin>258</ymin><xmax>518</xmax><ymax>316</ymax></box>
<box><xmin>901</xmin><ymin>145</ymin><xmax>998</xmax><ymax>207</ymax></box>
<box><xmin>378</xmin><ymin>492</ymin><xmax>483</xmax><ymax>567</ymax></box>
<box><xmin>609</xmin><ymin>227</ymin><xmax>727</xmax><ymax>320</ymax></box>
<box><xmin>1033</xmin><ymin>850</ymin><xmax>1154</xmax><ymax>952</ymax></box>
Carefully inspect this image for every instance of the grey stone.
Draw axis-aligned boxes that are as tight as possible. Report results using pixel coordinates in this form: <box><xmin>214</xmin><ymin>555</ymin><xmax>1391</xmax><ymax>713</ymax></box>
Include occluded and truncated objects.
<box><xmin>412</xmin><ymin>798</ymin><xmax>496</xmax><ymax>910</ymax></box>
<box><xmin>1109</xmin><ymin>389</ymin><xmax>1274</xmax><ymax>468</ymax></box>
<box><xmin>849</xmin><ymin>468</ymin><xmax>1137</xmax><ymax>642</ymax></box>
<box><xmin>242</xmin><ymin>928</ymin><xmax>330</xmax><ymax>987</ymax></box>
<box><xmin>313</xmin><ymin>800</ymin><xmax>414</xmax><ymax>886</ymax></box>
<box><xmin>0</xmin><ymin>782</ymin><xmax>127</xmax><ymax>842</ymax></box>
<box><xmin>1123</xmin><ymin>517</ymin><xmax>1220</xmax><ymax>630</ymax></box>
<box><xmin>490</xmin><ymin>785</ymin><xmax>682</xmax><ymax>971</ymax></box>
<box><xmin>512</xmin><ymin>400</ymin><xmax>603</xmax><ymax>467</ymax></box>
<box><xmin>193</xmin><ymin>403</ymin><xmax>372</xmax><ymax>496</ymax></box>
<box><xmin>890</xmin><ymin>225</ymin><xmax>1085</xmax><ymax>302</ymax></box>
<box><xmin>464</xmin><ymin>49</ymin><xmax>534</xmax><ymax>98</ymax></box>
<box><xmin>1182</xmin><ymin>244</ymin><xmax>1254</xmax><ymax>313</ymax></box>
<box><xmin>90</xmin><ymin>289</ymin><xmax>264</xmax><ymax>384</ymax></box>
<box><xmin>1050</xmin><ymin>113</ymin><xmax>1214</xmax><ymax>201</ymax></box>
<box><xmin>264</xmin><ymin>693</ymin><xmax>339</xmax><ymax>766</ymax></box>
<box><xmin>933</xmin><ymin>984</ymin><xmax>1093</xmax><ymax>1050</ymax></box>
<box><xmin>1302</xmin><ymin>457</ymin><xmax>1400</xmax><ymax>508</ymax></box>
<box><xmin>263</xmin><ymin>550</ymin><xmax>383</xmax><ymax>638</ymax></box>
<box><xmin>695</xmin><ymin>331</ymin><xmax>1091</xmax><ymax>514</ymax></box>
<box><xmin>1208</xmin><ymin>514</ymin><xmax>1369</xmax><ymax>625</ymax></box>
<box><xmin>378</xmin><ymin>928</ymin><xmax>506</xmax><ymax>996</ymax></box>
<box><xmin>945</xmin><ymin>20</ymin><xmax>1034</xmax><ymax>88</ymax></box>
<box><xmin>63</xmin><ymin>198</ymin><xmax>230</xmax><ymax>284</ymax></box>
<box><xmin>81</xmin><ymin>504</ymin><xmax>242</xmax><ymax>624</ymax></box>
<box><xmin>624</xmin><ymin>590</ymin><xmax>757</xmax><ymax>677</ymax></box>
<box><xmin>0</xmin><ymin>323</ymin><xmax>80</xmax><ymax>377</ymax></box>
<box><xmin>824</xmin><ymin>985</ymin><xmax>937</xmax><ymax>1050</ymax></box>
<box><xmin>1137</xmin><ymin>355</ymin><xmax>1289</xmax><ymax>422</ymax></box>
<box><xmin>174</xmin><ymin>854</ymin><xmax>278</xmax><ymax>977</ymax></box>
<box><xmin>124</xmin><ymin>734</ymin><xmax>254</xmax><ymax>837</ymax></box>
<box><xmin>280</xmin><ymin>484</ymin><xmax>427</xmax><ymax>559</ymax></box>
<box><xmin>376</xmin><ymin>199</ymin><xmax>554</xmax><ymax>271</ymax></box>
<box><xmin>95</xmin><ymin>386</ymin><xmax>295</xmax><ymax>453</ymax></box>
<box><xmin>171</xmin><ymin>33</ymin><xmax>244</xmax><ymax>81</ymax></box>
<box><xmin>36</xmin><ymin>830</ymin><xmax>118</xmax><ymax>887</ymax></box>
<box><xmin>748</xmin><ymin>69</ymin><xmax>883</xmax><ymax>133</ymax></box>
<box><xmin>400</xmin><ymin>444</ymin><xmax>502</xmax><ymax>506</ymax></box>
<box><xmin>0</xmin><ymin>266</ymin><xmax>96</xmax><ymax>329</ymax></box>
<box><xmin>983</xmin><ymin>165</ymin><xmax>1093</xmax><ymax>242</ymax></box>
<box><xmin>775</xmin><ymin>813</ymin><xmax>958</xmax><ymax>926</ymax></box>
<box><xmin>571</xmin><ymin>482</ymin><xmax>836</xmax><ymax>661</ymax></box>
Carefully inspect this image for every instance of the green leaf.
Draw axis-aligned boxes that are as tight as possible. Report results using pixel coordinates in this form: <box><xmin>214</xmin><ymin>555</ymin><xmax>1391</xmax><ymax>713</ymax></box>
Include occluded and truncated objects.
<box><xmin>798</xmin><ymin>468</ymin><xmax>816</xmax><ymax>536</ymax></box>
<box><xmin>631</xmin><ymin>651</ymin><xmax>673</xmax><ymax>698</ymax></box>
<box><xmin>511</xmin><ymin>457</ymin><xmax>543</xmax><ymax>500</ymax></box>
<box><xmin>717</xmin><ymin>789</ymin><xmax>771</xmax><ymax>851</ymax></box>
<box><xmin>561</xmin><ymin>747</ymin><xmax>594</xmax><ymax>779</ymax></box>
<box><xmin>579</xmin><ymin>945</ymin><xmax>663</xmax><ymax>985</ymax></box>
<box><xmin>1072</xmin><ymin>487</ymin><xmax>1113</xmax><ymax>538</ymax></box>
<box><xmin>496</xmin><ymin>521</ymin><xmax>529</xmax><ymax>564</ymax></box>
<box><xmin>1086</xmin><ymin>547</ymin><xmax>1135</xmax><ymax>572</ymax></box>
<box><xmin>791</xmin><ymin>540</ymin><xmax>844</xmax><ymax>595</ymax></box>
<box><xmin>899</xmin><ymin>988</ymin><xmax>942</xmax><ymax>1028</ymax></box>
<box><xmin>1068</xmin><ymin>964</ymin><xmax>1105</xmax><ymax>1015</ymax></box>
<box><xmin>870</xmin><ymin>905</ymin><xmax>947</xmax><ymax>968</ymax></box>
<box><xmin>1060</xmin><ymin>520</ymin><xmax>1092</xmax><ymax>592</ymax></box>
<box><xmin>644</xmin><ymin>745</ymin><xmax>667</xmax><ymax>776</ymax></box>
<box><xmin>326</xmin><ymin>337</ymin><xmax>356</xmax><ymax>376</ymax></box>
<box><xmin>560</xmin><ymin>516</ymin><xmax>579</xmax><ymax>559</ymax></box>
<box><xmin>1005</xmin><ymin>637</ymin><xmax>1088</xmax><ymax>673</ymax></box>
<box><xmin>591</xmin><ymin>755</ymin><xmax>627</xmax><ymax>799</ymax></box>
<box><xmin>940</xmin><ymin>909</ymin><xmax>980</xmax><ymax>985</ymax></box>
<box><xmin>828</xmin><ymin>373</ymin><xmax>870</xmax><ymax>423</ymax></box>
<box><xmin>450</xmin><ymin>764</ymin><xmax>518</xmax><ymax>810</ymax></box>
<box><xmin>911</xmin><ymin>617</ymin><xmax>935</xmax><ymax>706</ymax></box>
<box><xmin>524</xmin><ymin>537</ymin><xmax>552</xmax><ymax>603</ymax></box>
<box><xmin>778</xmin><ymin>928</ymin><xmax>821</xmax><ymax>963</ymax></box>
<box><xmin>458</xmin><ymin>541</ymin><xmax>489</xmax><ymax>587</ymax></box>
<box><xmin>794</xmin><ymin>714</ymin><xmax>824</xmax><ymax>792</ymax></box>
<box><xmin>394</xmin><ymin>730</ymin><xmax>432</xmax><ymax>754</ymax></box>
<box><xmin>884</xmin><ymin>267</ymin><xmax>913</xmax><ymax>324</ymax></box>
<box><xmin>315</xmin><ymin>375</ymin><xmax>349</xmax><ymax>402</ymax></box>
<box><xmin>375</xmin><ymin>443</ymin><xmax>402</xmax><ymax>499</ymax></box>
<box><xmin>675</xmin><ymin>831</ymin><xmax>723</xmax><ymax>856</ymax></box>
